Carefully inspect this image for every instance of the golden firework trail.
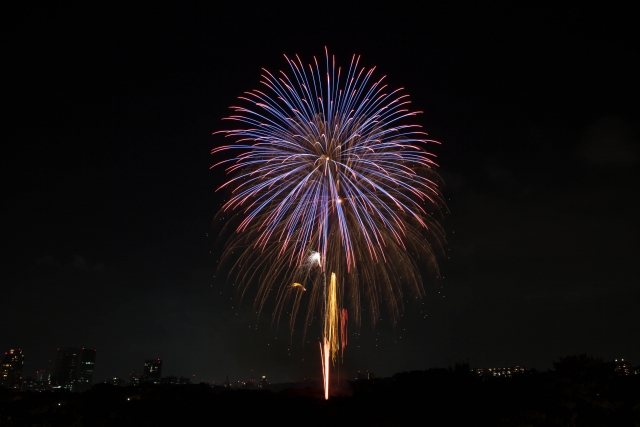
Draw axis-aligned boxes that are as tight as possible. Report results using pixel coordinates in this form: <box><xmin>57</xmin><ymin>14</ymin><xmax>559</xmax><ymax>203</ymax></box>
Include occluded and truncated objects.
<box><xmin>319</xmin><ymin>272</ymin><xmax>348</xmax><ymax>399</ymax></box>
<box><xmin>325</xmin><ymin>273</ymin><xmax>339</xmax><ymax>364</ymax></box>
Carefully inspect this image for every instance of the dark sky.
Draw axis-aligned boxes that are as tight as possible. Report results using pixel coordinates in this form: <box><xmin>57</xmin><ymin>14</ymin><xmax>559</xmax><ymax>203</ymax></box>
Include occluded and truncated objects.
<box><xmin>3</xmin><ymin>2</ymin><xmax>638</xmax><ymax>384</ymax></box>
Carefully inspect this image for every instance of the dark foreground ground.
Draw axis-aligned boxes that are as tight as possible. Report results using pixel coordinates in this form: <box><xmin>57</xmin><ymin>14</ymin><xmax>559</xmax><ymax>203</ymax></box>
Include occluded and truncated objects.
<box><xmin>2</xmin><ymin>359</ymin><xmax>639</xmax><ymax>426</ymax></box>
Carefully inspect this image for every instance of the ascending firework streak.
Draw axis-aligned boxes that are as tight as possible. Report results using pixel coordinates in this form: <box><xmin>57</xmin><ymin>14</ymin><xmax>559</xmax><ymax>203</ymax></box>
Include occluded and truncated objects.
<box><xmin>213</xmin><ymin>49</ymin><xmax>446</xmax><ymax>400</ymax></box>
<box><xmin>320</xmin><ymin>272</ymin><xmax>338</xmax><ymax>400</ymax></box>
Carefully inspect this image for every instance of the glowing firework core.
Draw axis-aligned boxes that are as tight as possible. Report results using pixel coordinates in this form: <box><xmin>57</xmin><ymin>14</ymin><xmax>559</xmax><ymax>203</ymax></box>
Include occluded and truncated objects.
<box><xmin>309</xmin><ymin>252</ymin><xmax>322</xmax><ymax>267</ymax></box>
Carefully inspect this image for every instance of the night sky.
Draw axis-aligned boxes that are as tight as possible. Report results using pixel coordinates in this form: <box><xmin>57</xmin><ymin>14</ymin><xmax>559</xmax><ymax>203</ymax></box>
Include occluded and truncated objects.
<box><xmin>4</xmin><ymin>2</ymin><xmax>638</xmax><ymax>384</ymax></box>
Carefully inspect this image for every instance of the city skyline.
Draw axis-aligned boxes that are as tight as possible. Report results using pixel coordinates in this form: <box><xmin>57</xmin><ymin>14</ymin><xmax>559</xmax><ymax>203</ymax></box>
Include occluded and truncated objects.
<box><xmin>4</xmin><ymin>345</ymin><xmax>638</xmax><ymax>388</ymax></box>
<box><xmin>3</xmin><ymin>346</ymin><xmax>282</xmax><ymax>386</ymax></box>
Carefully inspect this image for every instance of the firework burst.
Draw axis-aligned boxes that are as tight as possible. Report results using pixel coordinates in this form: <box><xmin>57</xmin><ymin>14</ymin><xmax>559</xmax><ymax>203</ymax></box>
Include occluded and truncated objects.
<box><xmin>213</xmin><ymin>49</ymin><xmax>446</xmax><ymax>397</ymax></box>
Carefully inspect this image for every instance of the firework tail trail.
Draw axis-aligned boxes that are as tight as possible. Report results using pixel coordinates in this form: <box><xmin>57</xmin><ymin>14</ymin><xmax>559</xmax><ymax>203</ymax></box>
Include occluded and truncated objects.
<box><xmin>320</xmin><ymin>272</ymin><xmax>348</xmax><ymax>399</ymax></box>
<box><xmin>320</xmin><ymin>272</ymin><xmax>341</xmax><ymax>399</ymax></box>
<box><xmin>325</xmin><ymin>273</ymin><xmax>339</xmax><ymax>365</ymax></box>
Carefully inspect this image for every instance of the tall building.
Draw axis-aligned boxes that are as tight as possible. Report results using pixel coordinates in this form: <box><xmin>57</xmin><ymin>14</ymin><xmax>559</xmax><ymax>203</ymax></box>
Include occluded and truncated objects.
<box><xmin>36</xmin><ymin>369</ymin><xmax>51</xmax><ymax>383</ymax></box>
<box><xmin>1</xmin><ymin>349</ymin><xmax>25</xmax><ymax>390</ymax></box>
<box><xmin>129</xmin><ymin>371</ymin><xmax>140</xmax><ymax>386</ymax></box>
<box><xmin>76</xmin><ymin>349</ymin><xmax>96</xmax><ymax>392</ymax></box>
<box><xmin>141</xmin><ymin>359</ymin><xmax>162</xmax><ymax>384</ymax></box>
<box><xmin>54</xmin><ymin>348</ymin><xmax>96</xmax><ymax>392</ymax></box>
<box><xmin>34</xmin><ymin>369</ymin><xmax>52</xmax><ymax>391</ymax></box>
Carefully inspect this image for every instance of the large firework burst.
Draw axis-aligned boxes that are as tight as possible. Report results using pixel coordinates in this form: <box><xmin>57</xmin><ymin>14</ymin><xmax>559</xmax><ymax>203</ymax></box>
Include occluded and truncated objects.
<box><xmin>212</xmin><ymin>50</ymin><xmax>445</xmax><ymax>345</ymax></box>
